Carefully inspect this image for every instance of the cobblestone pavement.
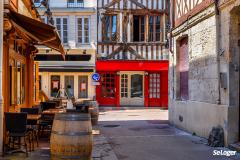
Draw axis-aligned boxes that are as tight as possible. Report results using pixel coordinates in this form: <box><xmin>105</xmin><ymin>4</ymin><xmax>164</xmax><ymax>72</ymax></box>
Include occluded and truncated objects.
<box><xmin>95</xmin><ymin>108</ymin><xmax>240</xmax><ymax>160</ymax></box>
<box><xmin>1</xmin><ymin>108</ymin><xmax>240</xmax><ymax>160</ymax></box>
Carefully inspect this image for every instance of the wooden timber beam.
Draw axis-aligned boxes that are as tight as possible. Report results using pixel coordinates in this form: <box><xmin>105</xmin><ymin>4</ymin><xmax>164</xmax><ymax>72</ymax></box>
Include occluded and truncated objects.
<box><xmin>127</xmin><ymin>46</ymin><xmax>144</xmax><ymax>59</ymax></box>
<box><xmin>103</xmin><ymin>0</ymin><xmax>121</xmax><ymax>9</ymax></box>
<box><xmin>107</xmin><ymin>45</ymin><xmax>124</xmax><ymax>59</ymax></box>
<box><xmin>129</xmin><ymin>0</ymin><xmax>147</xmax><ymax>9</ymax></box>
<box><xmin>103</xmin><ymin>9</ymin><xmax>168</xmax><ymax>15</ymax></box>
<box><xmin>98</xmin><ymin>42</ymin><xmax>166</xmax><ymax>46</ymax></box>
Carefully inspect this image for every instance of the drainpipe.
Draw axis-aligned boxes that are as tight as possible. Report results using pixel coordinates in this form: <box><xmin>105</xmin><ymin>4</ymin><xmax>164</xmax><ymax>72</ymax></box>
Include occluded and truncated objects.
<box><xmin>169</xmin><ymin>0</ymin><xmax>175</xmax><ymax>99</ymax></box>
<box><xmin>214</xmin><ymin>0</ymin><xmax>221</xmax><ymax>104</ymax></box>
<box><xmin>0</xmin><ymin>0</ymin><xmax>4</xmax><ymax>155</ymax></box>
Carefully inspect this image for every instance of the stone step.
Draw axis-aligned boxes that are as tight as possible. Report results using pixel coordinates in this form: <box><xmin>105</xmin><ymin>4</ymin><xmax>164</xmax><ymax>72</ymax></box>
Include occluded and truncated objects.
<box><xmin>99</xmin><ymin>106</ymin><xmax>167</xmax><ymax>111</ymax></box>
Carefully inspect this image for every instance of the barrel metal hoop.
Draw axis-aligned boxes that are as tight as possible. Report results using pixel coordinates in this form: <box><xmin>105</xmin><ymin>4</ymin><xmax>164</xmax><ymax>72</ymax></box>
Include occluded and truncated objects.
<box><xmin>51</xmin><ymin>130</ymin><xmax>92</xmax><ymax>136</ymax></box>
<box><xmin>54</xmin><ymin>117</ymin><xmax>90</xmax><ymax>121</ymax></box>
<box><xmin>51</xmin><ymin>154</ymin><xmax>91</xmax><ymax>160</ymax></box>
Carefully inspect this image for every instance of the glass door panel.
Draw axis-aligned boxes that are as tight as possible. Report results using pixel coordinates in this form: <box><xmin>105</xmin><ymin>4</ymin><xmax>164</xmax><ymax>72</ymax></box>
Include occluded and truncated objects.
<box><xmin>51</xmin><ymin>75</ymin><xmax>60</xmax><ymax>97</ymax></box>
<box><xmin>78</xmin><ymin>76</ymin><xmax>88</xmax><ymax>98</ymax></box>
<box><xmin>65</xmin><ymin>76</ymin><xmax>74</xmax><ymax>98</ymax></box>
<box><xmin>131</xmin><ymin>74</ymin><xmax>143</xmax><ymax>98</ymax></box>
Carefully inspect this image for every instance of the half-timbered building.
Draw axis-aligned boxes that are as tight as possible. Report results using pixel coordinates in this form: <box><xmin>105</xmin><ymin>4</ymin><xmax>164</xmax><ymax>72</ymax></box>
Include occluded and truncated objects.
<box><xmin>169</xmin><ymin>0</ymin><xmax>240</xmax><ymax>146</ymax></box>
<box><xmin>96</xmin><ymin>0</ymin><xmax>170</xmax><ymax>107</ymax></box>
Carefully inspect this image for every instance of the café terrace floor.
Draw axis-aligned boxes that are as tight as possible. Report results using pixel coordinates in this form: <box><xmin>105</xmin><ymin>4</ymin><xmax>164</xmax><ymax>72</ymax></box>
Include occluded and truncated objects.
<box><xmin>1</xmin><ymin>108</ymin><xmax>240</xmax><ymax>160</ymax></box>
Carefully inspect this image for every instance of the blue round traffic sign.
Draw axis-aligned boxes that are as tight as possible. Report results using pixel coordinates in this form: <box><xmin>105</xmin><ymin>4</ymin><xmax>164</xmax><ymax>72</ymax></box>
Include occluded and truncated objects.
<box><xmin>92</xmin><ymin>73</ymin><xmax>100</xmax><ymax>82</ymax></box>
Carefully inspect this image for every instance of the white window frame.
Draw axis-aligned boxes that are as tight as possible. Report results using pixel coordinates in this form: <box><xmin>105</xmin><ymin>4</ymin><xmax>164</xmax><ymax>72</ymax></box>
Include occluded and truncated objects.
<box><xmin>67</xmin><ymin>0</ymin><xmax>84</xmax><ymax>6</ymax></box>
<box><xmin>76</xmin><ymin>16</ymin><xmax>91</xmax><ymax>44</ymax></box>
<box><xmin>54</xmin><ymin>16</ymin><xmax>69</xmax><ymax>44</ymax></box>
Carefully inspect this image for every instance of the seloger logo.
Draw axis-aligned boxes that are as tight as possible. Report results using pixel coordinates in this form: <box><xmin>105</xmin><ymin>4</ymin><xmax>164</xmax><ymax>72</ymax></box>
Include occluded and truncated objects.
<box><xmin>213</xmin><ymin>150</ymin><xmax>237</xmax><ymax>157</ymax></box>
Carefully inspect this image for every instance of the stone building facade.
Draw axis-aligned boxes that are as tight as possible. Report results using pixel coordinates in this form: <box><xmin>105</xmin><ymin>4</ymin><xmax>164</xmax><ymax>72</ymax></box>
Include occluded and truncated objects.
<box><xmin>169</xmin><ymin>0</ymin><xmax>240</xmax><ymax>145</ymax></box>
<box><xmin>35</xmin><ymin>0</ymin><xmax>97</xmax><ymax>101</ymax></box>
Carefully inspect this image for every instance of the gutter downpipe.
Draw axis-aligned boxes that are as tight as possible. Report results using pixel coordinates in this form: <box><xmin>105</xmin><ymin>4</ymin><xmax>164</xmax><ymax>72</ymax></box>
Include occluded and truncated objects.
<box><xmin>215</xmin><ymin>0</ymin><xmax>221</xmax><ymax>104</ymax></box>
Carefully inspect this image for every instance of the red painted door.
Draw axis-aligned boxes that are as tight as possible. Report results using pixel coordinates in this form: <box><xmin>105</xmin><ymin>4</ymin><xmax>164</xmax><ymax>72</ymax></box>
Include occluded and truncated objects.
<box><xmin>96</xmin><ymin>72</ymin><xmax>117</xmax><ymax>106</ymax></box>
<box><xmin>148</xmin><ymin>71</ymin><xmax>168</xmax><ymax>108</ymax></box>
<box><xmin>148</xmin><ymin>73</ymin><xmax>161</xmax><ymax>107</ymax></box>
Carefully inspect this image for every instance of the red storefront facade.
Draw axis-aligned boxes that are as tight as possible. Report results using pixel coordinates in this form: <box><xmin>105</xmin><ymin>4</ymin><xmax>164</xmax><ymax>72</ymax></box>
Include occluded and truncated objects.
<box><xmin>96</xmin><ymin>60</ymin><xmax>168</xmax><ymax>108</ymax></box>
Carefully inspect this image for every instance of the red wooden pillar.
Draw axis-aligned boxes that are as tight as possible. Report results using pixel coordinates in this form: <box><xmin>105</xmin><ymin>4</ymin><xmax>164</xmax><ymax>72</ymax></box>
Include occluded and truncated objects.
<box><xmin>144</xmin><ymin>73</ymin><xmax>149</xmax><ymax>107</ymax></box>
<box><xmin>115</xmin><ymin>73</ymin><xmax>120</xmax><ymax>107</ymax></box>
<box><xmin>160</xmin><ymin>71</ymin><xmax>168</xmax><ymax>108</ymax></box>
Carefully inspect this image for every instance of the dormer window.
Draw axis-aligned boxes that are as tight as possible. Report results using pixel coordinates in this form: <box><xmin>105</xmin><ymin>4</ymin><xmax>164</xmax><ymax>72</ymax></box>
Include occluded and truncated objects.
<box><xmin>67</xmin><ymin>0</ymin><xmax>84</xmax><ymax>8</ymax></box>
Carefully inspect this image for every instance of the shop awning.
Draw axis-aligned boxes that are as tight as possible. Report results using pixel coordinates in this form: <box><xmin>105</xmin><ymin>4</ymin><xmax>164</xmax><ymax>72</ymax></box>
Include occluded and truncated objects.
<box><xmin>96</xmin><ymin>60</ymin><xmax>169</xmax><ymax>72</ymax></box>
<box><xmin>7</xmin><ymin>10</ymin><xmax>65</xmax><ymax>58</ymax></box>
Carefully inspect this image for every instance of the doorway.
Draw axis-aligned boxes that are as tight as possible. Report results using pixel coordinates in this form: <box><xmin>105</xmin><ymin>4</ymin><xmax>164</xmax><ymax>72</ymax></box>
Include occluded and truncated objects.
<box><xmin>64</xmin><ymin>76</ymin><xmax>74</xmax><ymax>98</ymax></box>
<box><xmin>120</xmin><ymin>72</ymin><xmax>144</xmax><ymax>106</ymax></box>
<box><xmin>78</xmin><ymin>76</ymin><xmax>88</xmax><ymax>98</ymax></box>
<box><xmin>51</xmin><ymin>75</ymin><xmax>60</xmax><ymax>97</ymax></box>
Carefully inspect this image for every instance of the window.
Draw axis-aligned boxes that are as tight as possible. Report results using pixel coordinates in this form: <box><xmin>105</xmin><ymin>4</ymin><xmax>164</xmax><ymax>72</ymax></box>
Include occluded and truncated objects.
<box><xmin>121</xmin><ymin>74</ymin><xmax>128</xmax><ymax>98</ymax></box>
<box><xmin>149</xmin><ymin>73</ymin><xmax>160</xmax><ymax>98</ymax></box>
<box><xmin>133</xmin><ymin>15</ymin><xmax>145</xmax><ymax>42</ymax></box>
<box><xmin>131</xmin><ymin>74</ymin><xmax>143</xmax><ymax>98</ymax></box>
<box><xmin>17</xmin><ymin>62</ymin><xmax>25</xmax><ymax>105</ymax></box>
<box><xmin>155</xmin><ymin>16</ymin><xmax>161</xmax><ymax>41</ymax></box>
<box><xmin>77</xmin><ymin>17</ymin><xmax>90</xmax><ymax>44</ymax></box>
<box><xmin>9</xmin><ymin>60</ymin><xmax>26</xmax><ymax>106</ymax></box>
<box><xmin>39</xmin><ymin>75</ymin><xmax>42</xmax><ymax>91</ymax></box>
<box><xmin>54</xmin><ymin>17</ymin><xmax>68</xmax><ymax>44</ymax></box>
<box><xmin>149</xmin><ymin>16</ymin><xmax>161</xmax><ymax>42</ymax></box>
<box><xmin>103</xmin><ymin>15</ymin><xmax>117</xmax><ymax>42</ymax></box>
<box><xmin>178</xmin><ymin>37</ymin><xmax>189</xmax><ymax>100</ymax></box>
<box><xmin>67</xmin><ymin>0</ymin><xmax>84</xmax><ymax>8</ymax></box>
<box><xmin>101</xmin><ymin>73</ymin><xmax>115</xmax><ymax>98</ymax></box>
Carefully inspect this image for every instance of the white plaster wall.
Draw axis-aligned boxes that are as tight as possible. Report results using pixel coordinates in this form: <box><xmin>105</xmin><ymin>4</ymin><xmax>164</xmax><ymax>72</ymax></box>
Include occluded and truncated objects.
<box><xmin>84</xmin><ymin>0</ymin><xmax>97</xmax><ymax>8</ymax></box>
<box><xmin>49</xmin><ymin>0</ymin><xmax>67</xmax><ymax>8</ymax></box>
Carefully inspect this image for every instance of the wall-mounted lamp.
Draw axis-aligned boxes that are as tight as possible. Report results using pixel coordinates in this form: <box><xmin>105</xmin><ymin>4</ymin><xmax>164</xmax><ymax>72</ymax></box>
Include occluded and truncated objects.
<box><xmin>144</xmin><ymin>72</ymin><xmax>149</xmax><ymax>76</ymax></box>
<box><xmin>32</xmin><ymin>0</ymin><xmax>49</xmax><ymax>9</ymax></box>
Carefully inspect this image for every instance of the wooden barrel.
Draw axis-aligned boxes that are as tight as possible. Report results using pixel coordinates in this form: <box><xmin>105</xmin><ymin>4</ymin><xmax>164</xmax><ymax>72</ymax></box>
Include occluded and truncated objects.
<box><xmin>84</xmin><ymin>100</ymin><xmax>99</xmax><ymax>126</ymax></box>
<box><xmin>50</xmin><ymin>113</ymin><xmax>92</xmax><ymax>160</ymax></box>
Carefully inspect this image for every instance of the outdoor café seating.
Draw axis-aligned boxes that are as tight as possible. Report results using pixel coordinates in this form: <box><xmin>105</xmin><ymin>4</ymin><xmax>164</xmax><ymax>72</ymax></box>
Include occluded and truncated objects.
<box><xmin>4</xmin><ymin>112</ymin><xmax>32</xmax><ymax>157</ymax></box>
<box><xmin>40</xmin><ymin>102</ymin><xmax>57</xmax><ymax>111</ymax></box>
<box><xmin>20</xmin><ymin>108</ymin><xmax>40</xmax><ymax>149</ymax></box>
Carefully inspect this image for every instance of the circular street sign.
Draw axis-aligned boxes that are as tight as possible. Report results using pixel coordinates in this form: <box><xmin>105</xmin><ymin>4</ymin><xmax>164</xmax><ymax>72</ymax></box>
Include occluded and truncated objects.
<box><xmin>92</xmin><ymin>73</ymin><xmax>100</xmax><ymax>82</ymax></box>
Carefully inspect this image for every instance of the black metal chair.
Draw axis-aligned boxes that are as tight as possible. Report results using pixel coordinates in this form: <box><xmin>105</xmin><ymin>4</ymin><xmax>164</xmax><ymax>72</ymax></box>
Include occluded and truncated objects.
<box><xmin>20</xmin><ymin>108</ymin><xmax>39</xmax><ymax>115</ymax></box>
<box><xmin>38</xmin><ymin>102</ymin><xmax>55</xmax><ymax>138</ymax></box>
<box><xmin>20</xmin><ymin>108</ymin><xmax>40</xmax><ymax>149</ymax></box>
<box><xmin>38</xmin><ymin>114</ymin><xmax>54</xmax><ymax>138</ymax></box>
<box><xmin>4</xmin><ymin>112</ymin><xmax>32</xmax><ymax>156</ymax></box>
<box><xmin>40</xmin><ymin>102</ymin><xmax>56</xmax><ymax>111</ymax></box>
